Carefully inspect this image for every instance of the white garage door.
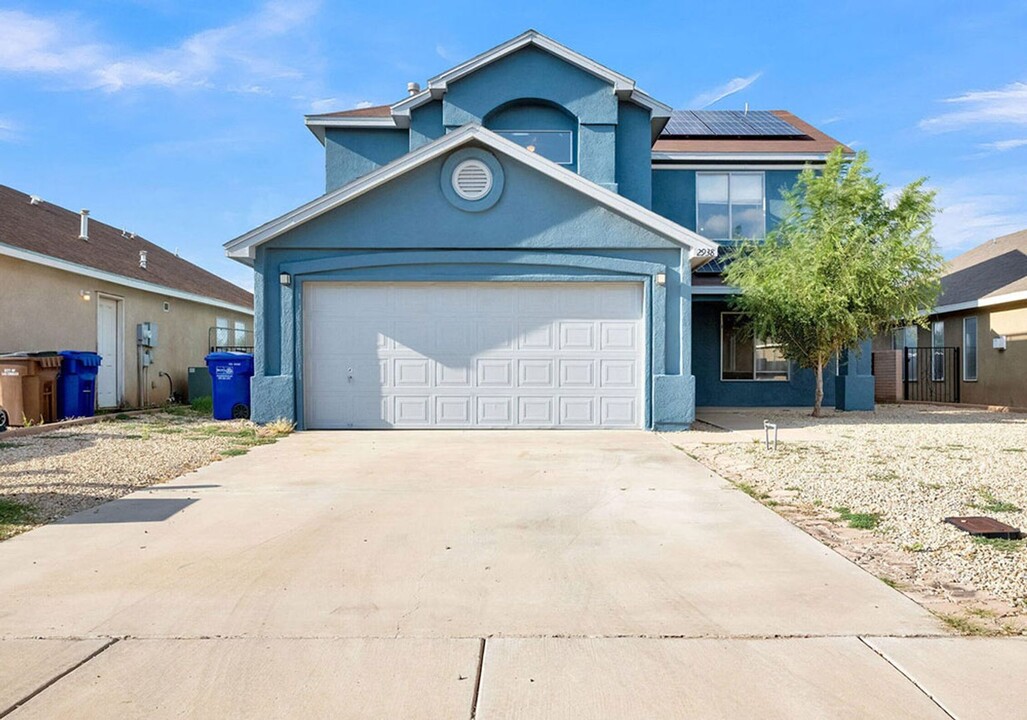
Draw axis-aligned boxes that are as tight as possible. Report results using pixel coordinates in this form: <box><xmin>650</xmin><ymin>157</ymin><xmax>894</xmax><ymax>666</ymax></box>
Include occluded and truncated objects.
<box><xmin>302</xmin><ymin>282</ymin><xmax>644</xmax><ymax>429</ymax></box>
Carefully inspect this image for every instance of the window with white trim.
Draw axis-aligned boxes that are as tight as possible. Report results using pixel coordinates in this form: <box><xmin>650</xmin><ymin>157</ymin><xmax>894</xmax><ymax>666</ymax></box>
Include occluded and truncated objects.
<box><xmin>234</xmin><ymin>320</ymin><xmax>247</xmax><ymax>346</ymax></box>
<box><xmin>697</xmin><ymin>172</ymin><xmax>766</xmax><ymax>241</ymax></box>
<box><xmin>494</xmin><ymin>130</ymin><xmax>573</xmax><ymax>165</ymax></box>
<box><xmin>931</xmin><ymin>320</ymin><xmax>945</xmax><ymax>381</ymax></box>
<box><xmin>721</xmin><ymin>312</ymin><xmax>788</xmax><ymax>381</ymax></box>
<box><xmin>963</xmin><ymin>316</ymin><xmax>978</xmax><ymax>381</ymax></box>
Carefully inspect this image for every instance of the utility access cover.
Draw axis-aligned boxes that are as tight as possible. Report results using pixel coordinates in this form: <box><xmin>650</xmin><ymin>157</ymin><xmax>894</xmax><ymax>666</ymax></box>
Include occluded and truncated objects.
<box><xmin>944</xmin><ymin>516</ymin><xmax>1022</xmax><ymax>540</ymax></box>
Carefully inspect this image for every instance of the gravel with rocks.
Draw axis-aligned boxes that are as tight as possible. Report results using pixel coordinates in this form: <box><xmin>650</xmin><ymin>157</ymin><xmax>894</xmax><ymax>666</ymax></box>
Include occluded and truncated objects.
<box><xmin>684</xmin><ymin>404</ymin><xmax>1027</xmax><ymax>616</ymax></box>
<box><xmin>0</xmin><ymin>410</ymin><xmax>285</xmax><ymax>539</ymax></box>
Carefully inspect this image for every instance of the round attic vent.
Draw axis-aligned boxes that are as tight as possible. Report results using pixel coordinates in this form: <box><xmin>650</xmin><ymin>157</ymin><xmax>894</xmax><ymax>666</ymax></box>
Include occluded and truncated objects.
<box><xmin>451</xmin><ymin>159</ymin><xmax>493</xmax><ymax>201</ymax></box>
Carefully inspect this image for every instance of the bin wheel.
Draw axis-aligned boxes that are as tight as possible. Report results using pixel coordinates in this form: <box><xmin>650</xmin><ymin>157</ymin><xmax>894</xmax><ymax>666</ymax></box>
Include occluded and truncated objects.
<box><xmin>0</xmin><ymin>408</ymin><xmax>7</xmax><ymax>432</ymax></box>
<box><xmin>231</xmin><ymin>403</ymin><xmax>250</xmax><ymax>420</ymax></box>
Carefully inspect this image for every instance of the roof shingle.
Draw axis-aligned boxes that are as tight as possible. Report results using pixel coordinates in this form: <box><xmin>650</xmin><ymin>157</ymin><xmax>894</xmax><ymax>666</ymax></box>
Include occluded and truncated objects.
<box><xmin>0</xmin><ymin>184</ymin><xmax>252</xmax><ymax>309</ymax></box>
<box><xmin>938</xmin><ymin>229</ymin><xmax>1027</xmax><ymax>307</ymax></box>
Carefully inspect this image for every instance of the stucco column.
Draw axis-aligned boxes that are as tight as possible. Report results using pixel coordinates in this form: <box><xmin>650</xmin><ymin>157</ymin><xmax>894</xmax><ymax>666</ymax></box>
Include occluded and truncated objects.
<box><xmin>835</xmin><ymin>338</ymin><xmax>875</xmax><ymax>411</ymax></box>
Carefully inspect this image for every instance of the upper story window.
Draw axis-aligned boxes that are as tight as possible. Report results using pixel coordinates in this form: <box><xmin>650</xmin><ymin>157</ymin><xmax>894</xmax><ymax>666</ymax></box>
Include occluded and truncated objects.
<box><xmin>697</xmin><ymin>172</ymin><xmax>766</xmax><ymax>241</ymax></box>
<box><xmin>495</xmin><ymin>130</ymin><xmax>573</xmax><ymax>165</ymax></box>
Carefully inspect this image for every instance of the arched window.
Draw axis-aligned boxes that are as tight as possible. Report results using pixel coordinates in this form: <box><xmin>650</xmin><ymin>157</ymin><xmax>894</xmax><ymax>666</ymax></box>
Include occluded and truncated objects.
<box><xmin>484</xmin><ymin>100</ymin><xmax>576</xmax><ymax>167</ymax></box>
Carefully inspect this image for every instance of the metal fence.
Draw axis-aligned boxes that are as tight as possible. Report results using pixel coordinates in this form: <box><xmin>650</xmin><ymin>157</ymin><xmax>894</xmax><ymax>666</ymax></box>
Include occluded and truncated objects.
<box><xmin>903</xmin><ymin>346</ymin><xmax>960</xmax><ymax>403</ymax></box>
<box><xmin>209</xmin><ymin>326</ymin><xmax>254</xmax><ymax>354</ymax></box>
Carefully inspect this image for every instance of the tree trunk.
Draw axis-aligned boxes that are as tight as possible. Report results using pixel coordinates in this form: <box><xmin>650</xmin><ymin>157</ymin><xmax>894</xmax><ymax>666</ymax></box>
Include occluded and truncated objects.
<box><xmin>812</xmin><ymin>359</ymin><xmax>824</xmax><ymax>418</ymax></box>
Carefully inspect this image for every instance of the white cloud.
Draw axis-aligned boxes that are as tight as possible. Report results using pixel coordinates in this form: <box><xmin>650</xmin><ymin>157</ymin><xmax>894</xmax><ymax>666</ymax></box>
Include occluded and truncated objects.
<box><xmin>0</xmin><ymin>116</ymin><xmax>20</xmax><ymax>142</ymax></box>
<box><xmin>355</xmin><ymin>100</ymin><xmax>373</xmax><ymax>109</ymax></box>
<box><xmin>978</xmin><ymin>138</ymin><xmax>1027</xmax><ymax>152</ymax></box>
<box><xmin>436</xmin><ymin>43</ymin><xmax>459</xmax><ymax>62</ymax></box>
<box><xmin>688</xmin><ymin>72</ymin><xmax>762</xmax><ymax>109</ymax></box>
<box><xmin>0</xmin><ymin>1</ymin><xmax>320</xmax><ymax>93</ymax></box>
<box><xmin>920</xmin><ymin>81</ymin><xmax>1027</xmax><ymax>131</ymax></box>
<box><xmin>931</xmin><ymin>178</ymin><xmax>1027</xmax><ymax>255</ymax></box>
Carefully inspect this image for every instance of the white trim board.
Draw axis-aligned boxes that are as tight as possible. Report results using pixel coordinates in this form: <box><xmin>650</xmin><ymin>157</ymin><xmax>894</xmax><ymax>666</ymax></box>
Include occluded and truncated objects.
<box><xmin>652</xmin><ymin>152</ymin><xmax>835</xmax><ymax>162</ymax></box>
<box><xmin>224</xmin><ymin>123</ymin><xmax>719</xmax><ymax>267</ymax></box>
<box><xmin>0</xmin><ymin>242</ymin><xmax>253</xmax><ymax>316</ymax></box>
<box><xmin>933</xmin><ymin>290</ymin><xmax>1027</xmax><ymax>315</ymax></box>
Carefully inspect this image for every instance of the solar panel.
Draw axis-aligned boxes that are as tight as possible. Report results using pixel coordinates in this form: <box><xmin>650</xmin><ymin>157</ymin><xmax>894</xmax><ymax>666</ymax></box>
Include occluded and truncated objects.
<box><xmin>661</xmin><ymin>110</ymin><xmax>805</xmax><ymax>138</ymax></box>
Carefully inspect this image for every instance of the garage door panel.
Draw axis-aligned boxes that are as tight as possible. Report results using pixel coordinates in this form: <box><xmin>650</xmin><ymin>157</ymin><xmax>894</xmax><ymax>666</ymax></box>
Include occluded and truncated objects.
<box><xmin>518</xmin><ymin>359</ymin><xmax>554</xmax><ymax>388</ymax></box>
<box><xmin>477</xmin><ymin>359</ymin><xmax>514</xmax><ymax>388</ymax></box>
<box><xmin>436</xmin><ymin>360</ymin><xmax>473</xmax><ymax>388</ymax></box>
<box><xmin>477</xmin><ymin>397</ymin><xmax>514</xmax><ymax>425</ymax></box>
<box><xmin>559</xmin><ymin>397</ymin><xmax>596</xmax><ymax>426</ymax></box>
<box><xmin>303</xmin><ymin>282</ymin><xmax>643</xmax><ymax>429</ymax></box>
<box><xmin>559</xmin><ymin>360</ymin><xmax>596</xmax><ymax>388</ymax></box>
<box><xmin>518</xmin><ymin>397</ymin><xmax>554</xmax><ymax>424</ymax></box>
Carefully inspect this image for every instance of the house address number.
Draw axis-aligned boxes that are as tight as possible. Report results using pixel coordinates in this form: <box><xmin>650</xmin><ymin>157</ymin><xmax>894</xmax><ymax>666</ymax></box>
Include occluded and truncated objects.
<box><xmin>694</xmin><ymin>248</ymin><xmax>717</xmax><ymax>258</ymax></box>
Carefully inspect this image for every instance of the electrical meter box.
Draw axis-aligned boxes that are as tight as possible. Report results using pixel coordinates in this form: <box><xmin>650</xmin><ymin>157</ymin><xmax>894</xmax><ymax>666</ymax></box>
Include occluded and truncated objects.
<box><xmin>137</xmin><ymin>322</ymin><xmax>158</xmax><ymax>347</ymax></box>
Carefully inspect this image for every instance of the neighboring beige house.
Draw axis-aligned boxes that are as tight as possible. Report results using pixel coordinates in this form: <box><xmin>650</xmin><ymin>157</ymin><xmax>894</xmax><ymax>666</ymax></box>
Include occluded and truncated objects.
<box><xmin>876</xmin><ymin>229</ymin><xmax>1027</xmax><ymax>408</ymax></box>
<box><xmin>0</xmin><ymin>184</ymin><xmax>253</xmax><ymax>409</ymax></box>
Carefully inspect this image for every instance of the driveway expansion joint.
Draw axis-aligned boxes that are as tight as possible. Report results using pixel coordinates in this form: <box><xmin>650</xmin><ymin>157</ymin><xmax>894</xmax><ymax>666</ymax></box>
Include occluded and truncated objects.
<box><xmin>856</xmin><ymin>636</ymin><xmax>957</xmax><ymax>720</ymax></box>
<box><xmin>0</xmin><ymin>638</ymin><xmax>119</xmax><ymax>719</ymax></box>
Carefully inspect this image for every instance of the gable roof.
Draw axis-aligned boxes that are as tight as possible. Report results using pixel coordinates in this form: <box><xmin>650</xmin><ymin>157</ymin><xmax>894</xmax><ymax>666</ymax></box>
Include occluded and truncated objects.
<box><xmin>934</xmin><ymin>229</ymin><xmax>1027</xmax><ymax>313</ymax></box>
<box><xmin>652</xmin><ymin>111</ymin><xmax>852</xmax><ymax>159</ymax></box>
<box><xmin>225</xmin><ymin>124</ymin><xmax>718</xmax><ymax>266</ymax></box>
<box><xmin>0</xmin><ymin>184</ymin><xmax>252</xmax><ymax>313</ymax></box>
<box><xmin>305</xmin><ymin>30</ymin><xmax>671</xmax><ymax>143</ymax></box>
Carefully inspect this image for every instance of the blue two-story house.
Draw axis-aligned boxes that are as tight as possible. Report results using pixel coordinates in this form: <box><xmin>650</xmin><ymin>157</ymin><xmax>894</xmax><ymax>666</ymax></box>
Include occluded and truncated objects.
<box><xmin>226</xmin><ymin>30</ymin><xmax>870</xmax><ymax>430</ymax></box>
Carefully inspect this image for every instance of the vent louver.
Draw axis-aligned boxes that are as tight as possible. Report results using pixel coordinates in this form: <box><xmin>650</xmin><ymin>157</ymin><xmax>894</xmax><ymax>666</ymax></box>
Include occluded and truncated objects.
<box><xmin>451</xmin><ymin>159</ymin><xmax>493</xmax><ymax>201</ymax></box>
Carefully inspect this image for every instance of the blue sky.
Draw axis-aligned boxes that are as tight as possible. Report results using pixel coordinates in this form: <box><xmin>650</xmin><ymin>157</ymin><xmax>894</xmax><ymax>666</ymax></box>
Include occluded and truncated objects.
<box><xmin>2</xmin><ymin>1</ymin><xmax>1026</xmax><ymax>291</ymax></box>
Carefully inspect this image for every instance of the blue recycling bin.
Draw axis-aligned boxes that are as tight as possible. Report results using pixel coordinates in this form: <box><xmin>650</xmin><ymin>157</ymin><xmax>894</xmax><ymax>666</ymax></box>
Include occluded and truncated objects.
<box><xmin>57</xmin><ymin>351</ymin><xmax>102</xmax><ymax>419</ymax></box>
<box><xmin>205</xmin><ymin>352</ymin><xmax>254</xmax><ymax>420</ymax></box>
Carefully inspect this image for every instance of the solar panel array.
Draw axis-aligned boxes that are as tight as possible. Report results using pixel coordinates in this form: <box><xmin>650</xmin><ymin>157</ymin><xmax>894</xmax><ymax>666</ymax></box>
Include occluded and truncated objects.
<box><xmin>662</xmin><ymin>110</ymin><xmax>805</xmax><ymax>138</ymax></box>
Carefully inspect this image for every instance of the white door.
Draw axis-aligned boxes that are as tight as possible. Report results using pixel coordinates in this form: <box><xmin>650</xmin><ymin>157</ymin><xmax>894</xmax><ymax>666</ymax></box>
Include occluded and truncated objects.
<box><xmin>303</xmin><ymin>282</ymin><xmax>644</xmax><ymax>429</ymax></box>
<box><xmin>96</xmin><ymin>297</ymin><xmax>120</xmax><ymax>408</ymax></box>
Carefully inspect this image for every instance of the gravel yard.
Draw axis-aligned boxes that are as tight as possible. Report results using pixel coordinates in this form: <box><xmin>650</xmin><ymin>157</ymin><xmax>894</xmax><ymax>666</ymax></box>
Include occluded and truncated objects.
<box><xmin>0</xmin><ymin>410</ymin><xmax>291</xmax><ymax>540</ymax></box>
<box><xmin>680</xmin><ymin>404</ymin><xmax>1027</xmax><ymax>634</ymax></box>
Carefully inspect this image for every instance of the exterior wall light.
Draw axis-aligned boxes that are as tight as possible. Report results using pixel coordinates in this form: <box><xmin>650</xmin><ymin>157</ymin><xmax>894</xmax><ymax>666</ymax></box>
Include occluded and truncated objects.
<box><xmin>279</xmin><ymin>272</ymin><xmax>291</xmax><ymax>286</ymax></box>
<box><xmin>655</xmin><ymin>273</ymin><xmax>667</xmax><ymax>286</ymax></box>
<box><xmin>80</xmin><ymin>290</ymin><xmax>92</xmax><ymax>301</ymax></box>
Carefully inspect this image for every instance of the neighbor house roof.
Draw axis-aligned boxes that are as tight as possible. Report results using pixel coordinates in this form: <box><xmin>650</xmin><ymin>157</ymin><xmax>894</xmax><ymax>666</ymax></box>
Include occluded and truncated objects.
<box><xmin>652</xmin><ymin>111</ymin><xmax>851</xmax><ymax>159</ymax></box>
<box><xmin>934</xmin><ymin>229</ymin><xmax>1027</xmax><ymax>313</ymax></box>
<box><xmin>0</xmin><ymin>184</ymin><xmax>253</xmax><ymax>313</ymax></box>
<box><xmin>225</xmin><ymin>124</ymin><xmax>719</xmax><ymax>267</ymax></box>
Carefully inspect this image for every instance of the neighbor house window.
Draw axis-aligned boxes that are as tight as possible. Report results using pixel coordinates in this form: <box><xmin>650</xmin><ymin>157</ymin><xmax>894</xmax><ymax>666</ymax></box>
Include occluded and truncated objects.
<box><xmin>721</xmin><ymin>312</ymin><xmax>788</xmax><ymax>381</ymax></box>
<box><xmin>495</xmin><ymin>130</ymin><xmax>573</xmax><ymax>165</ymax></box>
<box><xmin>931</xmin><ymin>320</ymin><xmax>945</xmax><ymax>381</ymax></box>
<box><xmin>697</xmin><ymin>172</ymin><xmax>765</xmax><ymax>241</ymax></box>
<box><xmin>216</xmin><ymin>316</ymin><xmax>230</xmax><ymax>347</ymax></box>
<box><xmin>893</xmin><ymin>325</ymin><xmax>918</xmax><ymax>380</ymax></box>
<box><xmin>234</xmin><ymin>320</ymin><xmax>247</xmax><ymax>347</ymax></box>
<box><xmin>963</xmin><ymin>316</ymin><xmax>978</xmax><ymax>381</ymax></box>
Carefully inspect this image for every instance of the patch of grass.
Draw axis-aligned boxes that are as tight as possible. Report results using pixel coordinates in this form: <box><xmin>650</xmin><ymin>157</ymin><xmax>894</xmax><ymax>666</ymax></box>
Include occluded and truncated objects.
<box><xmin>869</xmin><ymin>471</ymin><xmax>899</xmax><ymax>482</ymax></box>
<box><xmin>736</xmin><ymin>482</ymin><xmax>770</xmax><ymax>501</ymax></box>
<box><xmin>971</xmin><ymin>488</ymin><xmax>1022</xmax><ymax>514</ymax></box>
<box><xmin>784</xmin><ymin>485</ymin><xmax>801</xmax><ymax>492</ymax></box>
<box><xmin>190</xmin><ymin>396</ymin><xmax>213</xmax><ymax>416</ymax></box>
<box><xmin>967</xmin><ymin>607</ymin><xmax>998</xmax><ymax>619</ymax></box>
<box><xmin>920</xmin><ymin>481</ymin><xmax>944</xmax><ymax>491</ymax></box>
<box><xmin>1001</xmin><ymin>447</ymin><xmax>1024</xmax><ymax>453</ymax></box>
<box><xmin>939</xmin><ymin>613</ymin><xmax>992</xmax><ymax>636</ymax></box>
<box><xmin>972</xmin><ymin>537</ymin><xmax>1023</xmax><ymax>553</ymax></box>
<box><xmin>220</xmin><ymin>448</ymin><xmax>249</xmax><ymax>457</ymax></box>
<box><xmin>115</xmin><ymin>413</ymin><xmax>131</xmax><ymax>420</ymax></box>
<box><xmin>150</xmin><ymin>426</ymin><xmax>186</xmax><ymax>435</ymax></box>
<box><xmin>0</xmin><ymin>442</ymin><xmax>25</xmax><ymax>450</ymax></box>
<box><xmin>903</xmin><ymin>542</ymin><xmax>926</xmax><ymax>553</ymax></box>
<box><xmin>0</xmin><ymin>498</ymin><xmax>34</xmax><ymax>540</ymax></box>
<box><xmin>880</xmin><ymin>577</ymin><xmax>904</xmax><ymax>590</ymax></box>
<box><xmin>833</xmin><ymin>506</ymin><xmax>882</xmax><ymax>530</ymax></box>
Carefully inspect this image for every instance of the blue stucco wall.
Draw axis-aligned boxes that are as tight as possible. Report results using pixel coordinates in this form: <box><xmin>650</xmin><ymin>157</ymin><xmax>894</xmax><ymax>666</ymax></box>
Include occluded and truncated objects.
<box><xmin>692</xmin><ymin>297</ymin><xmax>838</xmax><ymax>407</ymax></box>
<box><xmin>616</xmin><ymin>102</ymin><xmax>653</xmax><ymax>208</ymax></box>
<box><xmin>409</xmin><ymin>101</ymin><xmax>445</xmax><ymax>151</ymax></box>
<box><xmin>251</xmin><ymin>145</ymin><xmax>697</xmax><ymax>429</ymax></box>
<box><xmin>325</xmin><ymin>128</ymin><xmax>408</xmax><ymax>192</ymax></box>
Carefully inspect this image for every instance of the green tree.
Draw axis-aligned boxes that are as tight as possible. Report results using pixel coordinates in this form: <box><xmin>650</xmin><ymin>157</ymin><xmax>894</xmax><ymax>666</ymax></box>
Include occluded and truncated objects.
<box><xmin>723</xmin><ymin>148</ymin><xmax>944</xmax><ymax>417</ymax></box>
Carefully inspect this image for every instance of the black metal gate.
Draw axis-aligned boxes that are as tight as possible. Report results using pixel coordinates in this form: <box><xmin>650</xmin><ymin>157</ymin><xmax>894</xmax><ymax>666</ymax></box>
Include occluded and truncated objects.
<box><xmin>903</xmin><ymin>347</ymin><xmax>960</xmax><ymax>403</ymax></box>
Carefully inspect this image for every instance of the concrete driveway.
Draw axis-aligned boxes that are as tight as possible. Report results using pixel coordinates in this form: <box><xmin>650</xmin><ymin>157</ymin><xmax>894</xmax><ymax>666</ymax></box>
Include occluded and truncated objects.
<box><xmin>0</xmin><ymin>431</ymin><xmax>1021</xmax><ymax>718</ymax></box>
